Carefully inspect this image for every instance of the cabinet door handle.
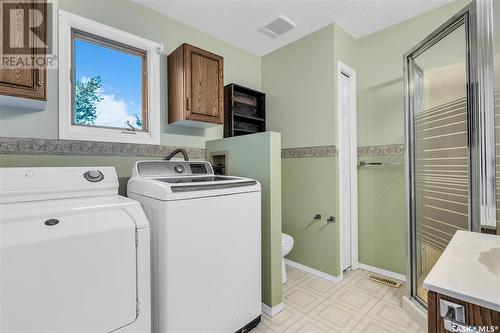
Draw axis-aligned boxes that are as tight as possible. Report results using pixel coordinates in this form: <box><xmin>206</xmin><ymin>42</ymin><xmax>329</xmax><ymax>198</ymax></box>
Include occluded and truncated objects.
<box><xmin>186</xmin><ymin>97</ymin><xmax>192</xmax><ymax>111</ymax></box>
<box><xmin>37</xmin><ymin>69</ymin><xmax>44</xmax><ymax>86</ymax></box>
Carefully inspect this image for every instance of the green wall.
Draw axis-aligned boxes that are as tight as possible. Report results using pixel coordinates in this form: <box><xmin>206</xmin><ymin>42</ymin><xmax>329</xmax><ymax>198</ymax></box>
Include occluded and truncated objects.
<box><xmin>357</xmin><ymin>156</ymin><xmax>406</xmax><ymax>274</ymax></box>
<box><xmin>0</xmin><ymin>0</ymin><xmax>261</xmax><ymax>149</ymax></box>
<box><xmin>281</xmin><ymin>157</ymin><xmax>340</xmax><ymax>276</ymax></box>
<box><xmin>205</xmin><ymin>132</ymin><xmax>282</xmax><ymax>307</ymax></box>
<box><xmin>357</xmin><ymin>155</ymin><xmax>406</xmax><ymax>274</ymax></box>
<box><xmin>262</xmin><ymin>25</ymin><xmax>343</xmax><ymax>277</ymax></box>
<box><xmin>262</xmin><ymin>25</ymin><xmax>336</xmax><ymax>148</ymax></box>
<box><xmin>261</xmin><ymin>23</ymin><xmax>356</xmax><ymax>278</ymax></box>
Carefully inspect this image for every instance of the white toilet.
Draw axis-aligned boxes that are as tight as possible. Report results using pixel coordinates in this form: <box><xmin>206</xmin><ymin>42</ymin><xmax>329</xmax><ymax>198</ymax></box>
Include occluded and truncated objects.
<box><xmin>281</xmin><ymin>233</ymin><xmax>294</xmax><ymax>284</ymax></box>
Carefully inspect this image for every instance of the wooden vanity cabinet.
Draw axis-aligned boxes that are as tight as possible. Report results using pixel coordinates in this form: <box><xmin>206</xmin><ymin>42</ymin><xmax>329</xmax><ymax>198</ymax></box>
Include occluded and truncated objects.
<box><xmin>167</xmin><ymin>43</ymin><xmax>224</xmax><ymax>126</ymax></box>
<box><xmin>0</xmin><ymin>0</ymin><xmax>47</xmax><ymax>101</ymax></box>
<box><xmin>428</xmin><ymin>291</ymin><xmax>500</xmax><ymax>333</ymax></box>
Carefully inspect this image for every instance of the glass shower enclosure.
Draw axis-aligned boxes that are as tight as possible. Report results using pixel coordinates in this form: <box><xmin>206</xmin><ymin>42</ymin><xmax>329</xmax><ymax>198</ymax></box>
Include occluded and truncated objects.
<box><xmin>404</xmin><ymin>0</ymin><xmax>498</xmax><ymax>308</ymax></box>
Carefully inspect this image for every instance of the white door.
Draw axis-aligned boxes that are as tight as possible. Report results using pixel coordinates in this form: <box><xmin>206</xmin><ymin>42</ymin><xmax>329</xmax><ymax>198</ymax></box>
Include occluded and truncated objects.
<box><xmin>340</xmin><ymin>72</ymin><xmax>352</xmax><ymax>271</ymax></box>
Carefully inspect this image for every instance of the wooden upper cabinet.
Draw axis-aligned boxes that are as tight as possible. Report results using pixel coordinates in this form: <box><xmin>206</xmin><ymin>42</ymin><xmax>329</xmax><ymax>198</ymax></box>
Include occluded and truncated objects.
<box><xmin>0</xmin><ymin>0</ymin><xmax>47</xmax><ymax>101</ymax></box>
<box><xmin>168</xmin><ymin>43</ymin><xmax>224</xmax><ymax>126</ymax></box>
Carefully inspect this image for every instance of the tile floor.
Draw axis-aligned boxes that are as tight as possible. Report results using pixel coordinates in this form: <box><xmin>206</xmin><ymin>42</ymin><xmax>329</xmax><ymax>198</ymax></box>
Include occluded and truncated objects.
<box><xmin>253</xmin><ymin>266</ymin><xmax>424</xmax><ymax>333</ymax></box>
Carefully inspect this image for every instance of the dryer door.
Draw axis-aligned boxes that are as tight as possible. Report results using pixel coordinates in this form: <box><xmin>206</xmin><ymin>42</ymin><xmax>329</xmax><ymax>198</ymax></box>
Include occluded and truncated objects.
<box><xmin>1</xmin><ymin>205</ymin><xmax>137</xmax><ymax>332</ymax></box>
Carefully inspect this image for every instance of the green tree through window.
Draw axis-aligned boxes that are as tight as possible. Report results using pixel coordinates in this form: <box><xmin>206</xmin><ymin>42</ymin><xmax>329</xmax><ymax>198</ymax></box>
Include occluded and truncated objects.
<box><xmin>134</xmin><ymin>113</ymin><xmax>142</xmax><ymax>128</ymax></box>
<box><xmin>75</xmin><ymin>76</ymin><xmax>103</xmax><ymax>125</ymax></box>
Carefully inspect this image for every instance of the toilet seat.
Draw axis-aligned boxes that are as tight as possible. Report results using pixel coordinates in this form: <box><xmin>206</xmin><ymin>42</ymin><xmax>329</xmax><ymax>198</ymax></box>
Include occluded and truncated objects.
<box><xmin>281</xmin><ymin>233</ymin><xmax>294</xmax><ymax>284</ymax></box>
<box><xmin>282</xmin><ymin>233</ymin><xmax>293</xmax><ymax>246</ymax></box>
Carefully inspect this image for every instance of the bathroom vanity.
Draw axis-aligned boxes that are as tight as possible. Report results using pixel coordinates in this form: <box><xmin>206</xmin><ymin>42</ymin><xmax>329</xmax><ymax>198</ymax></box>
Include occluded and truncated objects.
<box><xmin>424</xmin><ymin>231</ymin><xmax>500</xmax><ymax>333</ymax></box>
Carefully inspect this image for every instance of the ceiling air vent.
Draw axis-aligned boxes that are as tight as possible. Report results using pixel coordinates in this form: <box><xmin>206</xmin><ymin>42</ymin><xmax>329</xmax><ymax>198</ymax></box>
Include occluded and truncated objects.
<box><xmin>259</xmin><ymin>16</ymin><xmax>296</xmax><ymax>39</ymax></box>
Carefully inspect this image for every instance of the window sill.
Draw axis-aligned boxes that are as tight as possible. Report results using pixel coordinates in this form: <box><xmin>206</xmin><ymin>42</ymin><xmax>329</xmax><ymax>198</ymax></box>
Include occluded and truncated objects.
<box><xmin>60</xmin><ymin>125</ymin><xmax>160</xmax><ymax>145</ymax></box>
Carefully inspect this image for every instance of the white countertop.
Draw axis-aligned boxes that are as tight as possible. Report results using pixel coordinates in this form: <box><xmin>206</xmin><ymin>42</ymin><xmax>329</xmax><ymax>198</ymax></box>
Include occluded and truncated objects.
<box><xmin>424</xmin><ymin>230</ymin><xmax>500</xmax><ymax>311</ymax></box>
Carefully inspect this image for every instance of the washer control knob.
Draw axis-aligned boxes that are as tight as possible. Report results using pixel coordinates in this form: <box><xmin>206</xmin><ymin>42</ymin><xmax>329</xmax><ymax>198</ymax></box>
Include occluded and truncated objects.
<box><xmin>83</xmin><ymin>169</ymin><xmax>104</xmax><ymax>182</ymax></box>
<box><xmin>174</xmin><ymin>164</ymin><xmax>185</xmax><ymax>174</ymax></box>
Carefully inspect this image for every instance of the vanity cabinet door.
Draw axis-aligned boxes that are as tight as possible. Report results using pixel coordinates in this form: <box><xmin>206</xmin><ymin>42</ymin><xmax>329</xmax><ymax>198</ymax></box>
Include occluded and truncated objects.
<box><xmin>168</xmin><ymin>43</ymin><xmax>223</xmax><ymax>126</ymax></box>
<box><xmin>184</xmin><ymin>44</ymin><xmax>223</xmax><ymax>123</ymax></box>
<box><xmin>0</xmin><ymin>0</ymin><xmax>47</xmax><ymax>100</ymax></box>
<box><xmin>428</xmin><ymin>291</ymin><xmax>500</xmax><ymax>333</ymax></box>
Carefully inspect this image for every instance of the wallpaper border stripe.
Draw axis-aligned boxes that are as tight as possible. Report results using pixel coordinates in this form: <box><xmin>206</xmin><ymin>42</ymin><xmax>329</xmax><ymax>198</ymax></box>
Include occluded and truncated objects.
<box><xmin>281</xmin><ymin>145</ymin><xmax>338</xmax><ymax>158</ymax></box>
<box><xmin>281</xmin><ymin>144</ymin><xmax>404</xmax><ymax>158</ymax></box>
<box><xmin>0</xmin><ymin>138</ymin><xmax>403</xmax><ymax>159</ymax></box>
<box><xmin>0</xmin><ymin>137</ymin><xmax>205</xmax><ymax>159</ymax></box>
<box><xmin>357</xmin><ymin>144</ymin><xmax>404</xmax><ymax>157</ymax></box>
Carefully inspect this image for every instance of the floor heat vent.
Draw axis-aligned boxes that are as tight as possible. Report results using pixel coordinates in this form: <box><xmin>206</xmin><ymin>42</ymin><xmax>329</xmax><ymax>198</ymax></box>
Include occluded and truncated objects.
<box><xmin>365</xmin><ymin>273</ymin><xmax>402</xmax><ymax>288</ymax></box>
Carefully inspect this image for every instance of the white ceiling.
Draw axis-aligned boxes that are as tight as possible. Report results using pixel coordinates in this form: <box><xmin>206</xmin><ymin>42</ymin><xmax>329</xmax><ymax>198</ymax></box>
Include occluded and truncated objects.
<box><xmin>135</xmin><ymin>0</ymin><xmax>455</xmax><ymax>56</ymax></box>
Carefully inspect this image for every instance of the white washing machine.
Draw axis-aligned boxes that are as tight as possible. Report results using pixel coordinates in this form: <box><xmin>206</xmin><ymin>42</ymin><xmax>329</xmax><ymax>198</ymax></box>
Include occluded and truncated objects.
<box><xmin>0</xmin><ymin>167</ymin><xmax>151</xmax><ymax>333</ymax></box>
<box><xmin>127</xmin><ymin>160</ymin><xmax>261</xmax><ymax>333</ymax></box>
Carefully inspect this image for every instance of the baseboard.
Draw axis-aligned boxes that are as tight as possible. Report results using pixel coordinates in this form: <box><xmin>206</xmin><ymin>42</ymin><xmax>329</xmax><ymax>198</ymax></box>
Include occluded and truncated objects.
<box><xmin>358</xmin><ymin>263</ymin><xmax>406</xmax><ymax>282</ymax></box>
<box><xmin>285</xmin><ymin>259</ymin><xmax>342</xmax><ymax>284</ymax></box>
<box><xmin>262</xmin><ymin>302</ymin><xmax>284</xmax><ymax>317</ymax></box>
<box><xmin>402</xmin><ymin>295</ymin><xmax>427</xmax><ymax>331</ymax></box>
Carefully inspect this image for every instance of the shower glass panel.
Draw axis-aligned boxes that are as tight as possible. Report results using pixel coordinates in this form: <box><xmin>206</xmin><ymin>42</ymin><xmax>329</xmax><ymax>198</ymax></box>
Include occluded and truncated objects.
<box><xmin>407</xmin><ymin>19</ymin><xmax>470</xmax><ymax>306</ymax></box>
<box><xmin>493</xmin><ymin>0</ymin><xmax>500</xmax><ymax>234</ymax></box>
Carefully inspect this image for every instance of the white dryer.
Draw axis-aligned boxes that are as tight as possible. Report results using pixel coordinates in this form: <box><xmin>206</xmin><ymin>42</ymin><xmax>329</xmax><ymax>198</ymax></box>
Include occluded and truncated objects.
<box><xmin>0</xmin><ymin>167</ymin><xmax>150</xmax><ymax>333</ymax></box>
<box><xmin>127</xmin><ymin>160</ymin><xmax>261</xmax><ymax>333</ymax></box>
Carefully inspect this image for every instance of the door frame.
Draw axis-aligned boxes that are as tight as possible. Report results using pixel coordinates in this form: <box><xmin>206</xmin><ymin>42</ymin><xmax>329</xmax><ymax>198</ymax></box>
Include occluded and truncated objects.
<box><xmin>404</xmin><ymin>9</ymin><xmax>473</xmax><ymax>309</ymax></box>
<box><xmin>337</xmin><ymin>61</ymin><xmax>359</xmax><ymax>273</ymax></box>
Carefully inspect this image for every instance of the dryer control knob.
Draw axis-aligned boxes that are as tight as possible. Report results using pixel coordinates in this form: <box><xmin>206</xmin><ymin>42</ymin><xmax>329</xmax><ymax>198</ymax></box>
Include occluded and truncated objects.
<box><xmin>83</xmin><ymin>170</ymin><xmax>104</xmax><ymax>182</ymax></box>
<box><xmin>174</xmin><ymin>164</ymin><xmax>185</xmax><ymax>174</ymax></box>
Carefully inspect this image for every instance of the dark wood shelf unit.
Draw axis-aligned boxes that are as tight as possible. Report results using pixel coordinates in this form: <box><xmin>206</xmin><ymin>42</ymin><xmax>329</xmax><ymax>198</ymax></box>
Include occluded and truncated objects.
<box><xmin>233</xmin><ymin>113</ymin><xmax>266</xmax><ymax>122</ymax></box>
<box><xmin>224</xmin><ymin>83</ymin><xmax>266</xmax><ymax>137</ymax></box>
<box><xmin>234</xmin><ymin>95</ymin><xmax>257</xmax><ymax>106</ymax></box>
<box><xmin>234</xmin><ymin>128</ymin><xmax>256</xmax><ymax>134</ymax></box>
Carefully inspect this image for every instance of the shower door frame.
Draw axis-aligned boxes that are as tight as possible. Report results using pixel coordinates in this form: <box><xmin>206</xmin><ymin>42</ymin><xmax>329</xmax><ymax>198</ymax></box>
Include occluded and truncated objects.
<box><xmin>403</xmin><ymin>0</ymin><xmax>497</xmax><ymax>309</ymax></box>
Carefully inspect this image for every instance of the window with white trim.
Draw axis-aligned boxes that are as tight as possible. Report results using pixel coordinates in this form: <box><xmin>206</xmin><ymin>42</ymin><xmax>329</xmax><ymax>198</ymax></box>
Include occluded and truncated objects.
<box><xmin>58</xmin><ymin>10</ymin><xmax>162</xmax><ymax>144</ymax></box>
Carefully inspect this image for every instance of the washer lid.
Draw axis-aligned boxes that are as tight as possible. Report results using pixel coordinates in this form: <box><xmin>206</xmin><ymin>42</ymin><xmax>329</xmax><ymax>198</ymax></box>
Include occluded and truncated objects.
<box><xmin>128</xmin><ymin>160</ymin><xmax>261</xmax><ymax>200</ymax></box>
<box><xmin>1</xmin><ymin>200</ymin><xmax>138</xmax><ymax>332</ymax></box>
<box><xmin>128</xmin><ymin>176</ymin><xmax>260</xmax><ymax>200</ymax></box>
